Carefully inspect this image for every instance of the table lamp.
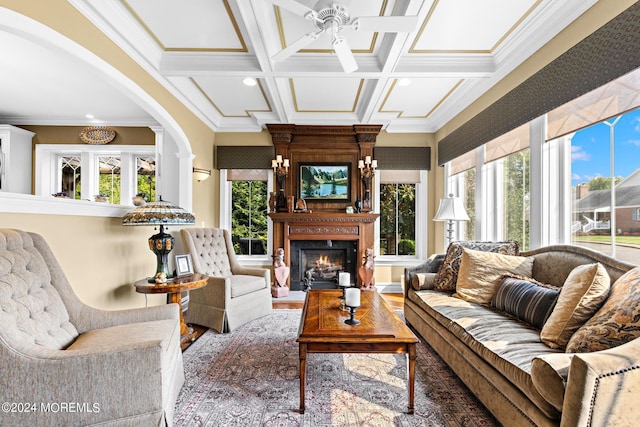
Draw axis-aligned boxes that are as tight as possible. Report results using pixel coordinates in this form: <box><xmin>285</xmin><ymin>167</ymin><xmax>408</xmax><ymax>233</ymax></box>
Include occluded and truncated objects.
<box><xmin>122</xmin><ymin>198</ymin><xmax>195</xmax><ymax>281</ymax></box>
<box><xmin>434</xmin><ymin>194</ymin><xmax>470</xmax><ymax>246</ymax></box>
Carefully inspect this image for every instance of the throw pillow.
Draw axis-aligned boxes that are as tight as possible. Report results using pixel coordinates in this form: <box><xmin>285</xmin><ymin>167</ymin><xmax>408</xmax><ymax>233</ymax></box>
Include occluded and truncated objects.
<box><xmin>411</xmin><ymin>273</ymin><xmax>437</xmax><ymax>291</ymax></box>
<box><xmin>491</xmin><ymin>275</ymin><xmax>560</xmax><ymax>329</ymax></box>
<box><xmin>453</xmin><ymin>248</ymin><xmax>534</xmax><ymax>305</ymax></box>
<box><xmin>566</xmin><ymin>266</ymin><xmax>640</xmax><ymax>353</ymax></box>
<box><xmin>433</xmin><ymin>241</ymin><xmax>520</xmax><ymax>292</ymax></box>
<box><xmin>540</xmin><ymin>263</ymin><xmax>610</xmax><ymax>350</ymax></box>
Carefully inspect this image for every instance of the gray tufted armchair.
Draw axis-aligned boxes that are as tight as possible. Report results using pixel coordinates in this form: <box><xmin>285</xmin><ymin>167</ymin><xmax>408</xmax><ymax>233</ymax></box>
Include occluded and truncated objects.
<box><xmin>180</xmin><ymin>228</ymin><xmax>272</xmax><ymax>333</ymax></box>
<box><xmin>0</xmin><ymin>229</ymin><xmax>184</xmax><ymax>426</ymax></box>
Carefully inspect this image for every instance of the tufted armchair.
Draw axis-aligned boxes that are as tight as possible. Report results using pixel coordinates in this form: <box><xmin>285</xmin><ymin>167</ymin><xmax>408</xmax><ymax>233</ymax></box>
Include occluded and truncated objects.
<box><xmin>0</xmin><ymin>229</ymin><xmax>184</xmax><ymax>426</ymax></box>
<box><xmin>180</xmin><ymin>228</ymin><xmax>272</xmax><ymax>333</ymax></box>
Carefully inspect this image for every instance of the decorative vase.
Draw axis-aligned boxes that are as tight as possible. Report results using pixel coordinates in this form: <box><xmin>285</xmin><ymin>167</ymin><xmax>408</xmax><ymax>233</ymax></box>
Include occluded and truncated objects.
<box><xmin>269</xmin><ymin>192</ymin><xmax>277</xmax><ymax>213</ymax></box>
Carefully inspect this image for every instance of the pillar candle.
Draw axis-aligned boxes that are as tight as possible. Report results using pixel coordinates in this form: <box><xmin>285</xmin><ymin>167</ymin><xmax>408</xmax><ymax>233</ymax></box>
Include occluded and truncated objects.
<box><xmin>345</xmin><ymin>288</ymin><xmax>360</xmax><ymax>307</ymax></box>
<box><xmin>338</xmin><ymin>272</ymin><xmax>350</xmax><ymax>286</ymax></box>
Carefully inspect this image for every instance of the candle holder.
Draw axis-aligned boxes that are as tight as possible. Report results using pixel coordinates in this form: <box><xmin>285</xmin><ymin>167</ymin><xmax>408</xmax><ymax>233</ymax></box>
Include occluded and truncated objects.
<box><xmin>358</xmin><ymin>156</ymin><xmax>377</xmax><ymax>211</ymax></box>
<box><xmin>271</xmin><ymin>154</ymin><xmax>289</xmax><ymax>212</ymax></box>
<box><xmin>345</xmin><ymin>305</ymin><xmax>360</xmax><ymax>325</ymax></box>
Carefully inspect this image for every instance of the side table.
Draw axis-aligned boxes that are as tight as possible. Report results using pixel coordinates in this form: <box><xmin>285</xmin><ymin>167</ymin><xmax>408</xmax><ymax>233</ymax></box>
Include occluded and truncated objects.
<box><xmin>134</xmin><ymin>273</ymin><xmax>208</xmax><ymax>342</ymax></box>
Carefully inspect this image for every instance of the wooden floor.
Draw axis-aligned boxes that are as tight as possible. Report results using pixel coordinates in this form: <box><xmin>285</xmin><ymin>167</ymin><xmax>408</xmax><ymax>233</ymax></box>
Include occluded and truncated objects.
<box><xmin>272</xmin><ymin>292</ymin><xmax>404</xmax><ymax>310</ymax></box>
<box><xmin>182</xmin><ymin>292</ymin><xmax>405</xmax><ymax>351</ymax></box>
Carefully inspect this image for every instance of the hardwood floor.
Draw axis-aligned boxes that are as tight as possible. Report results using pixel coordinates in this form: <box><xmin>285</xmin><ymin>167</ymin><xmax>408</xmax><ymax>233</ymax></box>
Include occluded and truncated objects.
<box><xmin>182</xmin><ymin>292</ymin><xmax>405</xmax><ymax>351</ymax></box>
<box><xmin>272</xmin><ymin>292</ymin><xmax>405</xmax><ymax>310</ymax></box>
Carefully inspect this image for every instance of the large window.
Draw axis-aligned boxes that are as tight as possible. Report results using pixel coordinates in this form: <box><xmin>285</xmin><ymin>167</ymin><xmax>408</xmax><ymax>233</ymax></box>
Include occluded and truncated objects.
<box><xmin>445</xmin><ymin>68</ymin><xmax>640</xmax><ymax>264</ymax></box>
<box><xmin>570</xmin><ymin>111</ymin><xmax>640</xmax><ymax>260</ymax></box>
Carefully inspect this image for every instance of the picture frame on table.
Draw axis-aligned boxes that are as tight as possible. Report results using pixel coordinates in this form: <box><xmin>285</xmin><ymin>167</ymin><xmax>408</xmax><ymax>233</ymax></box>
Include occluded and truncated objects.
<box><xmin>175</xmin><ymin>254</ymin><xmax>194</xmax><ymax>277</ymax></box>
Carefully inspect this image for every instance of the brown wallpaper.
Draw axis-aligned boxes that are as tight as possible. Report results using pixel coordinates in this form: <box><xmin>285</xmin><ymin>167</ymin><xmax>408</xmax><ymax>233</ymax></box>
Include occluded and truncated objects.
<box><xmin>20</xmin><ymin>125</ymin><xmax>155</xmax><ymax>146</ymax></box>
<box><xmin>438</xmin><ymin>1</ymin><xmax>640</xmax><ymax>165</ymax></box>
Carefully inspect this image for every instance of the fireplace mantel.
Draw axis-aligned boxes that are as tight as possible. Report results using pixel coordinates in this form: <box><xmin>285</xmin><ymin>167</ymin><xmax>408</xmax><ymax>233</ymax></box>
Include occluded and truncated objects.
<box><xmin>269</xmin><ymin>212</ymin><xmax>379</xmax><ymax>287</ymax></box>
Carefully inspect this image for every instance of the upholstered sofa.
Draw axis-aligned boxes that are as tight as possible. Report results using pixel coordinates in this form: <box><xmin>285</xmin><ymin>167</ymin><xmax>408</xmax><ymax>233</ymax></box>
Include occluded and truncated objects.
<box><xmin>0</xmin><ymin>229</ymin><xmax>184</xmax><ymax>426</ymax></box>
<box><xmin>404</xmin><ymin>243</ymin><xmax>640</xmax><ymax>427</ymax></box>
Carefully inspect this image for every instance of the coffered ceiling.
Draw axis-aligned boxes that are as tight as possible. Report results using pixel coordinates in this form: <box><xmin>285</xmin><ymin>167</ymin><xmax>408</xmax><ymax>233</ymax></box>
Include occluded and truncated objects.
<box><xmin>0</xmin><ymin>0</ymin><xmax>598</xmax><ymax>133</ymax></box>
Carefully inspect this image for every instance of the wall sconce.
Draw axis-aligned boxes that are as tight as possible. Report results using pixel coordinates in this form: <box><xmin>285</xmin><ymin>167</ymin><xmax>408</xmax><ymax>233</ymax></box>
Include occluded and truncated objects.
<box><xmin>193</xmin><ymin>167</ymin><xmax>211</xmax><ymax>182</ymax></box>
<box><xmin>358</xmin><ymin>155</ymin><xmax>377</xmax><ymax>208</ymax></box>
<box><xmin>272</xmin><ymin>154</ymin><xmax>289</xmax><ymax>211</ymax></box>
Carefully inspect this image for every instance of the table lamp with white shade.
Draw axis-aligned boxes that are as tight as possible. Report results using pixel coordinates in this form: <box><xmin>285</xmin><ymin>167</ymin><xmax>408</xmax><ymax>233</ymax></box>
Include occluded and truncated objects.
<box><xmin>433</xmin><ymin>194</ymin><xmax>470</xmax><ymax>246</ymax></box>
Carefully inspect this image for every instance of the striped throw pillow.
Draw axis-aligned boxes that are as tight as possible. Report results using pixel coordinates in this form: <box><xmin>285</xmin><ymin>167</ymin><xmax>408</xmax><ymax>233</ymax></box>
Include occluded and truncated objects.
<box><xmin>491</xmin><ymin>275</ymin><xmax>560</xmax><ymax>329</ymax></box>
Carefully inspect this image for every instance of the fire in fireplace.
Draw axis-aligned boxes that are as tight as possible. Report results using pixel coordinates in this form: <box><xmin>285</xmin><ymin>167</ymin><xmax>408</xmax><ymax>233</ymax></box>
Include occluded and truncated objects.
<box><xmin>290</xmin><ymin>240</ymin><xmax>357</xmax><ymax>291</ymax></box>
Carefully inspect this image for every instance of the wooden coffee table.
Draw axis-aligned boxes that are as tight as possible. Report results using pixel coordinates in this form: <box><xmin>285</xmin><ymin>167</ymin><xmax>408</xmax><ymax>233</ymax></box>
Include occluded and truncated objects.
<box><xmin>297</xmin><ymin>289</ymin><xmax>419</xmax><ymax>414</ymax></box>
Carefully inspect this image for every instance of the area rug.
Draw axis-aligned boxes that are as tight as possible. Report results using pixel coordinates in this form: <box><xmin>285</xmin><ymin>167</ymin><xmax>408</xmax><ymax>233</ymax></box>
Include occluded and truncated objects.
<box><xmin>175</xmin><ymin>310</ymin><xmax>498</xmax><ymax>426</ymax></box>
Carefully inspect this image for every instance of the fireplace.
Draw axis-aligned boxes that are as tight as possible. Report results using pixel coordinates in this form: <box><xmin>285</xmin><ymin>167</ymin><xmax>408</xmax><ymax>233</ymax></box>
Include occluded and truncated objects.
<box><xmin>290</xmin><ymin>240</ymin><xmax>357</xmax><ymax>290</ymax></box>
<box><xmin>269</xmin><ymin>211</ymin><xmax>378</xmax><ymax>287</ymax></box>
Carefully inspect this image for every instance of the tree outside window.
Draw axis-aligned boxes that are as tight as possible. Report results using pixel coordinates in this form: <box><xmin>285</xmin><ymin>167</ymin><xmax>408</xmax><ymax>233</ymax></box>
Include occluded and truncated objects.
<box><xmin>379</xmin><ymin>183</ymin><xmax>416</xmax><ymax>255</ymax></box>
<box><xmin>502</xmin><ymin>150</ymin><xmax>530</xmax><ymax>250</ymax></box>
<box><xmin>231</xmin><ymin>180</ymin><xmax>268</xmax><ymax>255</ymax></box>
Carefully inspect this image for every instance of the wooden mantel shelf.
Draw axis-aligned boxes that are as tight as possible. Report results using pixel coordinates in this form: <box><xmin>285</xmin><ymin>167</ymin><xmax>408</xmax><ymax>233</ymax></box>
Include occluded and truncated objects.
<box><xmin>269</xmin><ymin>212</ymin><xmax>379</xmax><ymax>223</ymax></box>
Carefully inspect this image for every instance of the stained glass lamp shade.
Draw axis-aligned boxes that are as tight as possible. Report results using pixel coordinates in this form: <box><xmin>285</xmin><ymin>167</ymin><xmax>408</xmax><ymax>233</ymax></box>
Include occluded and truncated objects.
<box><xmin>122</xmin><ymin>199</ymin><xmax>195</xmax><ymax>279</ymax></box>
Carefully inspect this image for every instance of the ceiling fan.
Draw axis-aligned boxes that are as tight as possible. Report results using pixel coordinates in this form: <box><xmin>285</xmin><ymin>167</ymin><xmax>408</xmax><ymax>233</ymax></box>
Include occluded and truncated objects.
<box><xmin>271</xmin><ymin>0</ymin><xmax>418</xmax><ymax>73</ymax></box>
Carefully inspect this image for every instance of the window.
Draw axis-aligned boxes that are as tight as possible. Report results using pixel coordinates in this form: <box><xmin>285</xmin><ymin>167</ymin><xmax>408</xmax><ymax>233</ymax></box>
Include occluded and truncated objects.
<box><xmin>449</xmin><ymin>151</ymin><xmax>477</xmax><ymax>242</ymax></box>
<box><xmin>36</xmin><ymin>144</ymin><xmax>155</xmax><ymax>205</ymax></box>
<box><xmin>375</xmin><ymin>170</ymin><xmax>427</xmax><ymax>259</ymax></box>
<box><xmin>569</xmin><ymin>111</ymin><xmax>640</xmax><ymax>258</ymax></box>
<box><xmin>220</xmin><ymin>169</ymin><xmax>272</xmax><ymax>258</ymax></box>
<box><xmin>379</xmin><ymin>183</ymin><xmax>416</xmax><ymax>255</ymax></box>
<box><xmin>231</xmin><ymin>180</ymin><xmax>268</xmax><ymax>255</ymax></box>
<box><xmin>60</xmin><ymin>155</ymin><xmax>81</xmax><ymax>199</ymax></box>
<box><xmin>502</xmin><ymin>150</ymin><xmax>530</xmax><ymax>250</ymax></box>
<box><xmin>136</xmin><ymin>156</ymin><xmax>156</xmax><ymax>202</ymax></box>
<box><xmin>98</xmin><ymin>155</ymin><xmax>121</xmax><ymax>204</ymax></box>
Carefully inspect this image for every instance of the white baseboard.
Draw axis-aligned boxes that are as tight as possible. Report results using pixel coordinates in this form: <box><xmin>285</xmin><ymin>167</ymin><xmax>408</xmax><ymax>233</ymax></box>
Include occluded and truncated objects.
<box><xmin>375</xmin><ymin>282</ymin><xmax>403</xmax><ymax>294</ymax></box>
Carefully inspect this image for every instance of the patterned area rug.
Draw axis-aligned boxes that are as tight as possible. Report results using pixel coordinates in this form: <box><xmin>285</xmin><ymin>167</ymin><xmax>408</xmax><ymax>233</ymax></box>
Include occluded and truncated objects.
<box><xmin>175</xmin><ymin>310</ymin><xmax>498</xmax><ymax>426</ymax></box>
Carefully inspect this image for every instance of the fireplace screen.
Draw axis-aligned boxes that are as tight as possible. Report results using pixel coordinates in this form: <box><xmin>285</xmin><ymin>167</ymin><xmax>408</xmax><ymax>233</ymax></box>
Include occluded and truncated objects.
<box><xmin>290</xmin><ymin>240</ymin><xmax>357</xmax><ymax>291</ymax></box>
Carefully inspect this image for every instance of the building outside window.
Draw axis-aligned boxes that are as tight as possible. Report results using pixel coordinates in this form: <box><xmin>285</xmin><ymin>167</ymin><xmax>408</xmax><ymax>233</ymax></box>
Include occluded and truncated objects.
<box><xmin>569</xmin><ymin>111</ymin><xmax>640</xmax><ymax>258</ymax></box>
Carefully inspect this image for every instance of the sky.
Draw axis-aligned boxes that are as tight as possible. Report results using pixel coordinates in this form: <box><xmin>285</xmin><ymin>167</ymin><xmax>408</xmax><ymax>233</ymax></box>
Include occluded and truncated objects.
<box><xmin>571</xmin><ymin>109</ymin><xmax>640</xmax><ymax>186</ymax></box>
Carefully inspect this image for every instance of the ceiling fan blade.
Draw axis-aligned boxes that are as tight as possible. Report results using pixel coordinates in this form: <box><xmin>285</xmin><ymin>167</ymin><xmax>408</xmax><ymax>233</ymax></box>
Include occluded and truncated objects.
<box><xmin>271</xmin><ymin>0</ymin><xmax>316</xmax><ymax>18</ymax></box>
<box><xmin>272</xmin><ymin>32</ymin><xmax>321</xmax><ymax>62</ymax></box>
<box><xmin>332</xmin><ymin>37</ymin><xmax>358</xmax><ymax>73</ymax></box>
<box><xmin>352</xmin><ymin>16</ymin><xmax>419</xmax><ymax>33</ymax></box>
